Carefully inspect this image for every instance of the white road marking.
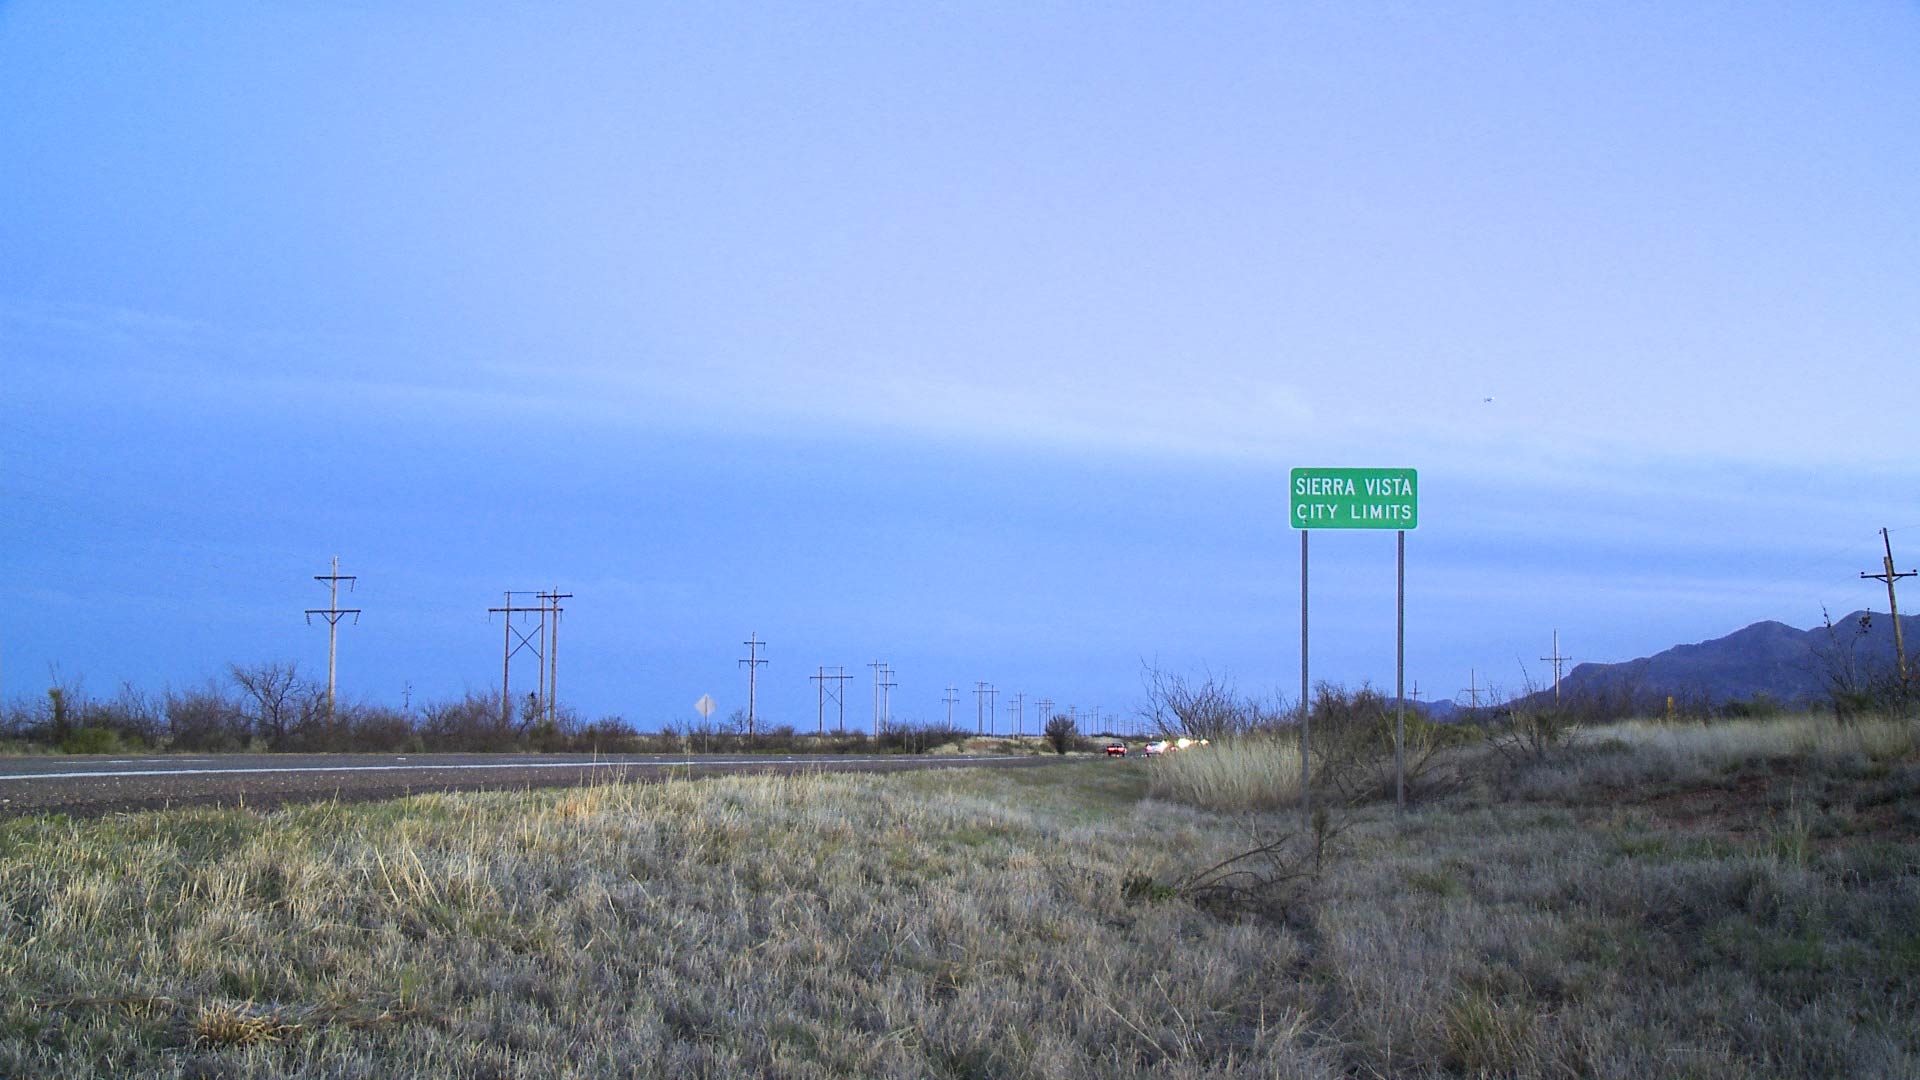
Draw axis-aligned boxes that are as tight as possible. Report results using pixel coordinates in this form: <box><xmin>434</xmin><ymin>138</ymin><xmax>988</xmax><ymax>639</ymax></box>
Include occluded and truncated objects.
<box><xmin>0</xmin><ymin>756</ymin><xmax>1027</xmax><ymax>783</ymax></box>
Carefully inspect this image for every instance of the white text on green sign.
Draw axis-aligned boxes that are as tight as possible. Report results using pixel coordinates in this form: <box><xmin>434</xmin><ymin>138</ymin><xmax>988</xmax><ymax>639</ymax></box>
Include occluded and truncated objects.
<box><xmin>1290</xmin><ymin>468</ymin><xmax>1418</xmax><ymax>529</ymax></box>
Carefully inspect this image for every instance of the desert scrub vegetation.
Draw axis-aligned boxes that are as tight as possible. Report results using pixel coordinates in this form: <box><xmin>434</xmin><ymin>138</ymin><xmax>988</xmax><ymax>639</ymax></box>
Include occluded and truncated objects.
<box><xmin>1</xmin><ymin>670</ymin><xmax>986</xmax><ymax>758</ymax></box>
<box><xmin>1146</xmin><ymin>684</ymin><xmax>1467</xmax><ymax>812</ymax></box>
<box><xmin>4</xmin><ymin>723</ymin><xmax>1918</xmax><ymax>1079</ymax></box>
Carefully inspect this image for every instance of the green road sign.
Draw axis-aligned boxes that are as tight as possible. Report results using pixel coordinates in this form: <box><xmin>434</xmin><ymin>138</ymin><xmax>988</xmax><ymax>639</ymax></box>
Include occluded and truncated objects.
<box><xmin>1290</xmin><ymin>467</ymin><xmax>1418</xmax><ymax>529</ymax></box>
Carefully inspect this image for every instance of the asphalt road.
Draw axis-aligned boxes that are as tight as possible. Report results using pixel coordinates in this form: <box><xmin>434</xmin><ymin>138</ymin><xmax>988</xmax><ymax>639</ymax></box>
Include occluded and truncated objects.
<box><xmin>0</xmin><ymin>752</ymin><xmax>1066</xmax><ymax>818</ymax></box>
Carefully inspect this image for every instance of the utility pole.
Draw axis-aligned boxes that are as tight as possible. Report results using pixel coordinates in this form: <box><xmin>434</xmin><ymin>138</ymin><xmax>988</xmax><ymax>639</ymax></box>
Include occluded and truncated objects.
<box><xmin>488</xmin><ymin>591</ymin><xmax>545</xmax><ymax>729</ymax></box>
<box><xmin>1460</xmin><ymin>668</ymin><xmax>1482</xmax><ymax>712</ymax></box>
<box><xmin>303</xmin><ymin>556</ymin><xmax>360</xmax><ymax>723</ymax></box>
<box><xmin>985</xmin><ymin>685</ymin><xmax>998</xmax><ymax>736</ymax></box>
<box><xmin>828</xmin><ymin>667</ymin><xmax>851</xmax><ymax>733</ymax></box>
<box><xmin>973</xmin><ymin>682</ymin><xmax>989</xmax><ymax>735</ymax></box>
<box><xmin>1035</xmin><ymin>698</ymin><xmax>1054</xmax><ymax>735</ymax></box>
<box><xmin>1010</xmin><ymin>691</ymin><xmax>1024</xmax><ymax>738</ymax></box>
<box><xmin>1862</xmin><ymin>527</ymin><xmax>1916</xmax><ymax>682</ymax></box>
<box><xmin>1541</xmin><ymin>631</ymin><xmax>1571</xmax><ymax>704</ymax></box>
<box><xmin>739</xmin><ymin>632</ymin><xmax>767</xmax><ymax>738</ymax></box>
<box><xmin>810</xmin><ymin>666</ymin><xmax>828</xmax><ymax>736</ymax></box>
<box><xmin>536</xmin><ymin>589</ymin><xmax>571</xmax><ymax>727</ymax></box>
<box><xmin>943</xmin><ymin>685</ymin><xmax>960</xmax><ymax>727</ymax></box>
<box><xmin>881</xmin><ymin>663</ymin><xmax>897</xmax><ymax>728</ymax></box>
<box><xmin>868</xmin><ymin>660</ymin><xmax>887</xmax><ymax>737</ymax></box>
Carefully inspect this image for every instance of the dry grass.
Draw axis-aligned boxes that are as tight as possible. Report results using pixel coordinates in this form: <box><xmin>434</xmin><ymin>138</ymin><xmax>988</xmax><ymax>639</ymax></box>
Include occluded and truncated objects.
<box><xmin>1143</xmin><ymin>734</ymin><xmax>1303</xmax><ymax>811</ymax></box>
<box><xmin>2</xmin><ymin>718</ymin><xmax>1916</xmax><ymax>1078</ymax></box>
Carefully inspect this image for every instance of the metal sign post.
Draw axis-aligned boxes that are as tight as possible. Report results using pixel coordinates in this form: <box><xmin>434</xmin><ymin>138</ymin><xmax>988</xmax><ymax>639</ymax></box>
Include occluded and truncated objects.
<box><xmin>1290</xmin><ymin>467</ymin><xmax>1419</xmax><ymax>814</ymax></box>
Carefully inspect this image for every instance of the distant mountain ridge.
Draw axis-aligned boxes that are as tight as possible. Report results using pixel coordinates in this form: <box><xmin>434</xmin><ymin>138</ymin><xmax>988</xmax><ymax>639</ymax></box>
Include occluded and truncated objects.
<box><xmin>1532</xmin><ymin>611</ymin><xmax>1919</xmax><ymax>708</ymax></box>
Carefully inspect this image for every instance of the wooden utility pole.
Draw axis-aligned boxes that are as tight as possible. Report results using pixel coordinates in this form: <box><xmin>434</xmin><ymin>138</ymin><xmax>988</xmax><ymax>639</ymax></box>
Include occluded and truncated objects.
<box><xmin>974</xmin><ymin>682</ymin><xmax>989</xmax><ymax>735</ymax></box>
<box><xmin>1541</xmin><ymin>631</ymin><xmax>1572</xmax><ymax>704</ymax></box>
<box><xmin>1862</xmin><ymin>528</ymin><xmax>1916</xmax><ymax>682</ymax></box>
<box><xmin>537</xmin><ymin>589</ymin><xmax>571</xmax><ymax>727</ymax></box>
<box><xmin>488</xmin><ymin>592</ymin><xmax>545</xmax><ymax>729</ymax></box>
<box><xmin>943</xmin><ymin>685</ymin><xmax>960</xmax><ymax>728</ymax></box>
<box><xmin>304</xmin><ymin>556</ymin><xmax>360</xmax><ymax>723</ymax></box>
<box><xmin>810</xmin><ymin>666</ymin><xmax>828</xmax><ymax>735</ymax></box>
<box><xmin>739</xmin><ymin>632</ymin><xmax>767</xmax><ymax>738</ymax></box>
<box><xmin>829</xmin><ymin>667</ymin><xmax>851</xmax><ymax>733</ymax></box>
<box><xmin>868</xmin><ymin>660</ymin><xmax>888</xmax><ymax>737</ymax></box>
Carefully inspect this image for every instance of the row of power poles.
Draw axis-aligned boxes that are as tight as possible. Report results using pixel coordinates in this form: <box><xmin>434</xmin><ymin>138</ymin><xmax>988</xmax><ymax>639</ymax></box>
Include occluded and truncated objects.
<box><xmin>731</xmin><ymin>636</ymin><xmax>1093</xmax><ymax>738</ymax></box>
<box><xmin>304</xmin><ymin>528</ymin><xmax>1917</xmax><ymax>748</ymax></box>
<box><xmin>301</xmin><ymin>558</ymin><xmax>574</xmax><ymax>729</ymax></box>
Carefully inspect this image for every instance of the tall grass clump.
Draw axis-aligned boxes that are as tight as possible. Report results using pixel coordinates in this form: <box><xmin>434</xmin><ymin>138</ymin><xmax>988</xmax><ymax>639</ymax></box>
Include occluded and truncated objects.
<box><xmin>1146</xmin><ymin>734</ymin><xmax>1302</xmax><ymax>811</ymax></box>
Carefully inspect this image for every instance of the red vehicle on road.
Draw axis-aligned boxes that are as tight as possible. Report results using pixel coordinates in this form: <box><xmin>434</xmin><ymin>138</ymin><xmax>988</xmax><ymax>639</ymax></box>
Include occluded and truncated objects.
<box><xmin>1104</xmin><ymin>743</ymin><xmax>1128</xmax><ymax>756</ymax></box>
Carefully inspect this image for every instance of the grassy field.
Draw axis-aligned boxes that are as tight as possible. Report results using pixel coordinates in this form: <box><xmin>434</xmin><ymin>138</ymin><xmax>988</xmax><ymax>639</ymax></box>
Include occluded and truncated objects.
<box><xmin>2</xmin><ymin>714</ymin><xmax>1916</xmax><ymax>1078</ymax></box>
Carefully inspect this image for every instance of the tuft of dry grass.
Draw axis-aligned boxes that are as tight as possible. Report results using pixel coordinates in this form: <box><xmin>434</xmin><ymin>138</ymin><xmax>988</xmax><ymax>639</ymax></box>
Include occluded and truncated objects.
<box><xmin>1144</xmin><ymin>734</ymin><xmax>1302</xmax><ymax>811</ymax></box>
<box><xmin>1</xmin><ymin>720</ymin><xmax>1916</xmax><ymax>1078</ymax></box>
<box><xmin>190</xmin><ymin>1000</ymin><xmax>298</xmax><ymax>1048</ymax></box>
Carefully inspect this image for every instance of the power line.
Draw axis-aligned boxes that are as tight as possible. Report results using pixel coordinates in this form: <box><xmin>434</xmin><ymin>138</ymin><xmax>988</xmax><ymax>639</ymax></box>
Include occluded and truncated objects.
<box><xmin>973</xmin><ymin>681</ymin><xmax>989</xmax><ymax>735</ymax></box>
<box><xmin>303</xmin><ymin>556</ymin><xmax>360</xmax><ymax>723</ymax></box>
<box><xmin>943</xmin><ymin>685</ymin><xmax>959</xmax><ymax>728</ymax></box>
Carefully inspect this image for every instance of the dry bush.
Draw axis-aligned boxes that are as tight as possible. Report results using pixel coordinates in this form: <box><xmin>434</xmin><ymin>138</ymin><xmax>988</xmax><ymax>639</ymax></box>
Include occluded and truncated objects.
<box><xmin>1307</xmin><ymin>683</ymin><xmax>1458</xmax><ymax>805</ymax></box>
<box><xmin>1138</xmin><ymin>665</ymin><xmax>1286</xmax><ymax>740</ymax></box>
<box><xmin>1139</xmin><ymin>809</ymin><xmax>1347</xmax><ymax>929</ymax></box>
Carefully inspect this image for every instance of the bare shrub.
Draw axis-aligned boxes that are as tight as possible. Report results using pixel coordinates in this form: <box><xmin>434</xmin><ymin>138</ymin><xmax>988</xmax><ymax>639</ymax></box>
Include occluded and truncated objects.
<box><xmin>877</xmin><ymin>721</ymin><xmax>969</xmax><ymax>754</ymax></box>
<box><xmin>344</xmin><ymin>704</ymin><xmax>419</xmax><ymax>753</ymax></box>
<box><xmin>1309</xmin><ymin>683</ymin><xmax>1457</xmax><ymax>805</ymax></box>
<box><xmin>1043</xmin><ymin>712</ymin><xmax>1077</xmax><ymax>755</ymax></box>
<box><xmin>417</xmin><ymin>691</ymin><xmax>515</xmax><ymax>752</ymax></box>
<box><xmin>1484</xmin><ymin>690</ymin><xmax>1582</xmax><ymax>769</ymax></box>
<box><xmin>1130</xmin><ymin>809</ymin><xmax>1347</xmax><ymax>928</ymax></box>
<box><xmin>575</xmin><ymin>716</ymin><xmax>644</xmax><ymax>753</ymax></box>
<box><xmin>165</xmin><ymin>682</ymin><xmax>250</xmax><ymax>751</ymax></box>
<box><xmin>1139</xmin><ymin>664</ymin><xmax>1286</xmax><ymax>740</ymax></box>
<box><xmin>1814</xmin><ymin>608</ymin><xmax>1913</xmax><ymax>722</ymax></box>
<box><xmin>78</xmin><ymin>682</ymin><xmax>165</xmax><ymax>748</ymax></box>
<box><xmin>228</xmin><ymin>661</ymin><xmax>318</xmax><ymax>749</ymax></box>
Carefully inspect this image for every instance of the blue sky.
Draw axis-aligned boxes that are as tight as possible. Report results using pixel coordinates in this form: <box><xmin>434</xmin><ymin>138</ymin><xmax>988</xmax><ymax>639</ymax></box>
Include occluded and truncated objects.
<box><xmin>3</xmin><ymin>3</ymin><xmax>1917</xmax><ymax>730</ymax></box>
